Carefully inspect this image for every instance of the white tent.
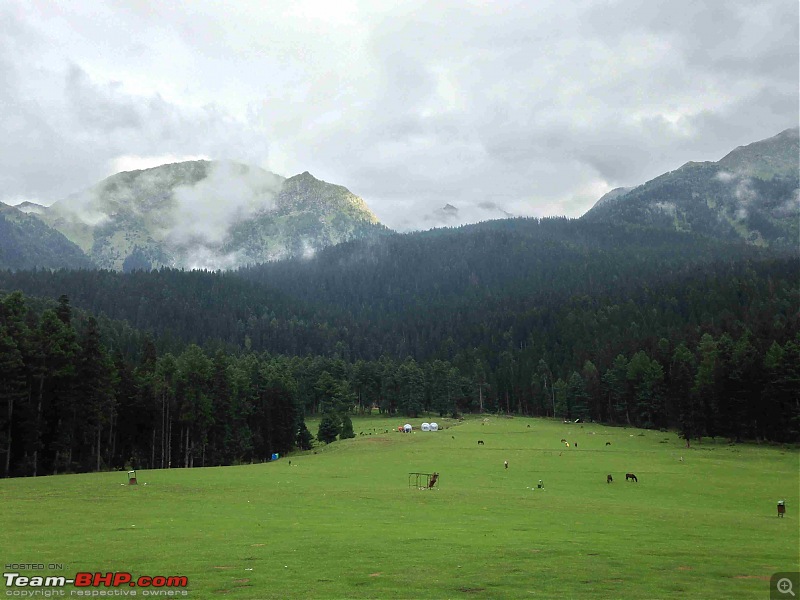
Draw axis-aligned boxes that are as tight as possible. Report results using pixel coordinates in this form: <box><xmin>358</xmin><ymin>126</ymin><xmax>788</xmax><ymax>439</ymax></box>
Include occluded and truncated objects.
<box><xmin>421</xmin><ymin>422</ymin><xmax>431</xmax><ymax>431</ymax></box>
<box><xmin>403</xmin><ymin>424</ymin><xmax>412</xmax><ymax>432</ymax></box>
<box><xmin>430</xmin><ymin>422</ymin><xmax>439</xmax><ymax>431</ymax></box>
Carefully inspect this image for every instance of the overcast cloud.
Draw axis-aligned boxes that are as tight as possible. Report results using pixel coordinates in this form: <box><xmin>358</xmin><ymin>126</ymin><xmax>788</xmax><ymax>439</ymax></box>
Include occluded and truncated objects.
<box><xmin>1</xmin><ymin>0</ymin><xmax>797</xmax><ymax>230</ymax></box>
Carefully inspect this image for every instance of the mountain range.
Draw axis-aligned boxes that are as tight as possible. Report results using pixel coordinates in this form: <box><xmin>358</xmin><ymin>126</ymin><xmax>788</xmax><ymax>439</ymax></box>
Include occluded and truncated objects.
<box><xmin>8</xmin><ymin>161</ymin><xmax>383</xmax><ymax>271</ymax></box>
<box><xmin>0</xmin><ymin>128</ymin><xmax>797</xmax><ymax>271</ymax></box>
<box><xmin>583</xmin><ymin>128</ymin><xmax>799</xmax><ymax>247</ymax></box>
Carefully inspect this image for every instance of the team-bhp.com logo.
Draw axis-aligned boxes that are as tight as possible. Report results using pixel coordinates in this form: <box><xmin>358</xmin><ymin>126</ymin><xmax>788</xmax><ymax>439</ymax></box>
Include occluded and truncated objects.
<box><xmin>4</xmin><ymin>572</ymin><xmax>188</xmax><ymax>596</ymax></box>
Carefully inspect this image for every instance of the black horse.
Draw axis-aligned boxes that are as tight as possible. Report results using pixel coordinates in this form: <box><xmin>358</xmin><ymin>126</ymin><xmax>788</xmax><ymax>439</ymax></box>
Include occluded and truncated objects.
<box><xmin>477</xmin><ymin>440</ymin><xmax>485</xmax><ymax>445</ymax></box>
<box><xmin>607</xmin><ymin>474</ymin><xmax>613</xmax><ymax>483</ymax></box>
<box><xmin>625</xmin><ymin>473</ymin><xmax>638</xmax><ymax>482</ymax></box>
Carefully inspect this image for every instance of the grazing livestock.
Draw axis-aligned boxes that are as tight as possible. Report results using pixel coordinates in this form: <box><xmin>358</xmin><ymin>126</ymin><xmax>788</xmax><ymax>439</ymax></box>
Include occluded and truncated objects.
<box><xmin>626</xmin><ymin>473</ymin><xmax>638</xmax><ymax>482</ymax></box>
<box><xmin>428</xmin><ymin>472</ymin><xmax>439</xmax><ymax>489</ymax></box>
<box><xmin>504</xmin><ymin>460</ymin><xmax>508</xmax><ymax>469</ymax></box>
<box><xmin>478</xmin><ymin>440</ymin><xmax>485</xmax><ymax>445</ymax></box>
<box><xmin>607</xmin><ymin>474</ymin><xmax>613</xmax><ymax>483</ymax></box>
<box><xmin>606</xmin><ymin>442</ymin><xmax>611</xmax><ymax>446</ymax></box>
<box><xmin>561</xmin><ymin>438</ymin><xmax>567</xmax><ymax>443</ymax></box>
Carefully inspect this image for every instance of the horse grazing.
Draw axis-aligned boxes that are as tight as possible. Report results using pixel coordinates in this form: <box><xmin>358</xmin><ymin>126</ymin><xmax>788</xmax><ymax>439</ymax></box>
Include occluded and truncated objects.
<box><xmin>477</xmin><ymin>440</ymin><xmax>485</xmax><ymax>445</ymax></box>
<box><xmin>606</xmin><ymin>442</ymin><xmax>612</xmax><ymax>446</ymax></box>
<box><xmin>625</xmin><ymin>473</ymin><xmax>638</xmax><ymax>482</ymax></box>
<box><xmin>561</xmin><ymin>438</ymin><xmax>567</xmax><ymax>443</ymax></box>
<box><xmin>428</xmin><ymin>472</ymin><xmax>439</xmax><ymax>489</ymax></box>
<box><xmin>607</xmin><ymin>474</ymin><xmax>613</xmax><ymax>484</ymax></box>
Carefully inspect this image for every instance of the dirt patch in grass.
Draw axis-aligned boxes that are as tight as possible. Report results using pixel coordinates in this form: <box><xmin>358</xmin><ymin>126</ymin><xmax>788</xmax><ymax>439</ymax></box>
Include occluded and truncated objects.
<box><xmin>212</xmin><ymin>566</ymin><xmax>234</xmax><ymax>570</ymax></box>
<box><xmin>232</xmin><ymin>579</ymin><xmax>251</xmax><ymax>585</ymax></box>
<box><xmin>457</xmin><ymin>587</ymin><xmax>486</xmax><ymax>594</ymax></box>
<box><xmin>733</xmin><ymin>575</ymin><xmax>770</xmax><ymax>581</ymax></box>
<box><xmin>364</xmin><ymin>437</ymin><xmax>392</xmax><ymax>444</ymax></box>
<box><xmin>369</xmin><ymin>573</ymin><xmax>382</xmax><ymax>577</ymax></box>
<box><xmin>677</xmin><ymin>566</ymin><xmax>693</xmax><ymax>571</ymax></box>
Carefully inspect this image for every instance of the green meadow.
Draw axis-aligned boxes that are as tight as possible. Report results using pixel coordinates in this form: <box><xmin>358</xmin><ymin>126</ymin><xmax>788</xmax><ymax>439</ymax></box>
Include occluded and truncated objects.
<box><xmin>2</xmin><ymin>416</ymin><xmax>798</xmax><ymax>599</ymax></box>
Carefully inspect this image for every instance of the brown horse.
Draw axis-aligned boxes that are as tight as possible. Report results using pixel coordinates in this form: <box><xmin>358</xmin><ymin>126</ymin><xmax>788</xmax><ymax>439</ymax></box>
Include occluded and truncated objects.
<box><xmin>625</xmin><ymin>473</ymin><xmax>638</xmax><ymax>482</ymax></box>
<box><xmin>428</xmin><ymin>472</ymin><xmax>439</xmax><ymax>489</ymax></box>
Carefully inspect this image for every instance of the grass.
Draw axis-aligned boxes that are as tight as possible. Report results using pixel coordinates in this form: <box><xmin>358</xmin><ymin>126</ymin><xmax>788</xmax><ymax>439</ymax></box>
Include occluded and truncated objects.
<box><xmin>2</xmin><ymin>415</ymin><xmax>798</xmax><ymax>599</ymax></box>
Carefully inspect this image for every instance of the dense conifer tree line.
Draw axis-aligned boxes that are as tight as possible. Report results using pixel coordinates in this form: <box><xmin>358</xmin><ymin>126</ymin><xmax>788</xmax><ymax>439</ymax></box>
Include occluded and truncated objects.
<box><xmin>1</xmin><ymin>218</ymin><xmax>798</xmax><ymax>476</ymax></box>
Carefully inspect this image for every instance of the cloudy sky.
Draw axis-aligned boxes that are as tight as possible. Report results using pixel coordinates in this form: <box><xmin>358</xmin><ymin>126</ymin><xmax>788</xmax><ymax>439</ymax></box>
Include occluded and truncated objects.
<box><xmin>1</xmin><ymin>0</ymin><xmax>797</xmax><ymax>230</ymax></box>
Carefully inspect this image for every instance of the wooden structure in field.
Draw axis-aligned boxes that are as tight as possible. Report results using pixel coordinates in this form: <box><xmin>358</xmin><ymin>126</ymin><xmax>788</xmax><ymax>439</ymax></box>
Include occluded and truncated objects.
<box><xmin>408</xmin><ymin>472</ymin><xmax>440</xmax><ymax>490</ymax></box>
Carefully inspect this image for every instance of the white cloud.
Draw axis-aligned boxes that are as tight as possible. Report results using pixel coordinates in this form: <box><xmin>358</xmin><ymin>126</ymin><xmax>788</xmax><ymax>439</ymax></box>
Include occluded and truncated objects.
<box><xmin>169</xmin><ymin>162</ymin><xmax>283</xmax><ymax>245</ymax></box>
<box><xmin>0</xmin><ymin>0</ymin><xmax>796</xmax><ymax>228</ymax></box>
<box><xmin>715</xmin><ymin>171</ymin><xmax>735</xmax><ymax>183</ymax></box>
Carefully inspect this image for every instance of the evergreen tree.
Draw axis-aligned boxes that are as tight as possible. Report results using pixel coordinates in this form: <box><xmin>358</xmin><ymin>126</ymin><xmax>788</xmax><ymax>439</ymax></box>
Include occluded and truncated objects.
<box><xmin>567</xmin><ymin>371</ymin><xmax>590</xmax><ymax>421</ymax></box>
<box><xmin>76</xmin><ymin>316</ymin><xmax>116</xmax><ymax>472</ymax></box>
<box><xmin>397</xmin><ymin>358</ymin><xmax>425</xmax><ymax>417</ymax></box>
<box><xmin>0</xmin><ymin>327</ymin><xmax>25</xmax><ymax>477</ymax></box>
<box><xmin>317</xmin><ymin>413</ymin><xmax>341</xmax><ymax>444</ymax></box>
<box><xmin>671</xmin><ymin>344</ymin><xmax>700</xmax><ymax>447</ymax></box>
<box><xmin>175</xmin><ymin>345</ymin><xmax>213</xmax><ymax>468</ymax></box>
<box><xmin>627</xmin><ymin>351</ymin><xmax>665</xmax><ymax>429</ymax></box>
<box><xmin>693</xmin><ymin>334</ymin><xmax>719</xmax><ymax>441</ymax></box>
<box><xmin>296</xmin><ymin>421</ymin><xmax>314</xmax><ymax>450</ymax></box>
<box><xmin>340</xmin><ymin>414</ymin><xmax>355</xmax><ymax>439</ymax></box>
<box><xmin>603</xmin><ymin>355</ymin><xmax>629</xmax><ymax>424</ymax></box>
<box><xmin>29</xmin><ymin>310</ymin><xmax>80</xmax><ymax>476</ymax></box>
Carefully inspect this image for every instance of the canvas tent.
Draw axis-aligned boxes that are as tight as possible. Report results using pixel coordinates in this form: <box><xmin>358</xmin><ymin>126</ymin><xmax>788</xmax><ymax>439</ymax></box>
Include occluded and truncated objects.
<box><xmin>403</xmin><ymin>424</ymin><xmax>412</xmax><ymax>432</ymax></box>
<box><xmin>421</xmin><ymin>423</ymin><xmax>431</xmax><ymax>431</ymax></box>
<box><xmin>430</xmin><ymin>422</ymin><xmax>439</xmax><ymax>431</ymax></box>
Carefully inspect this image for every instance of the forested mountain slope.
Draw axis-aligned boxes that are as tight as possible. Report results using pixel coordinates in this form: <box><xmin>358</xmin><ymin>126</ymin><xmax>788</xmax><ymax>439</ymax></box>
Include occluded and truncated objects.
<box><xmin>0</xmin><ymin>202</ymin><xmax>94</xmax><ymax>270</ymax></box>
<box><xmin>583</xmin><ymin>128</ymin><xmax>799</xmax><ymax>247</ymax></box>
<box><xmin>2</xmin><ymin>218</ymin><xmax>796</xmax><ymax>365</ymax></box>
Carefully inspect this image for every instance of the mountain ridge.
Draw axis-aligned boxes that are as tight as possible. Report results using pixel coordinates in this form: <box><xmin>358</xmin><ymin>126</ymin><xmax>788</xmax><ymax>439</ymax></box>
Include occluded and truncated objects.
<box><xmin>582</xmin><ymin>127</ymin><xmax>799</xmax><ymax>247</ymax></box>
<box><xmin>0</xmin><ymin>202</ymin><xmax>95</xmax><ymax>270</ymax></box>
<box><xmin>28</xmin><ymin>160</ymin><xmax>383</xmax><ymax>270</ymax></box>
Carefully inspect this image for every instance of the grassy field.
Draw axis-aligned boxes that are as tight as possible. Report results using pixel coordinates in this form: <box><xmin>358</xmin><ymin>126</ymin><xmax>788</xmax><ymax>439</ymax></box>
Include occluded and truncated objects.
<box><xmin>2</xmin><ymin>415</ymin><xmax>798</xmax><ymax>599</ymax></box>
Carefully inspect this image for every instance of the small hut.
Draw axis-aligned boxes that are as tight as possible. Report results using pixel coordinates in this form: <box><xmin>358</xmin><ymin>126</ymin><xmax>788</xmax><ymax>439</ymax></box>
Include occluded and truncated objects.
<box><xmin>403</xmin><ymin>424</ymin><xmax>412</xmax><ymax>433</ymax></box>
<box><xmin>430</xmin><ymin>422</ymin><xmax>439</xmax><ymax>431</ymax></box>
<box><xmin>421</xmin><ymin>422</ymin><xmax>431</xmax><ymax>431</ymax></box>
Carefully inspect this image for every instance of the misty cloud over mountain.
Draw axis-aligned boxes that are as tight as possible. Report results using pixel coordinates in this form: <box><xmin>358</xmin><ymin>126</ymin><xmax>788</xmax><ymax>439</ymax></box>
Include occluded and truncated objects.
<box><xmin>31</xmin><ymin>161</ymin><xmax>381</xmax><ymax>270</ymax></box>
